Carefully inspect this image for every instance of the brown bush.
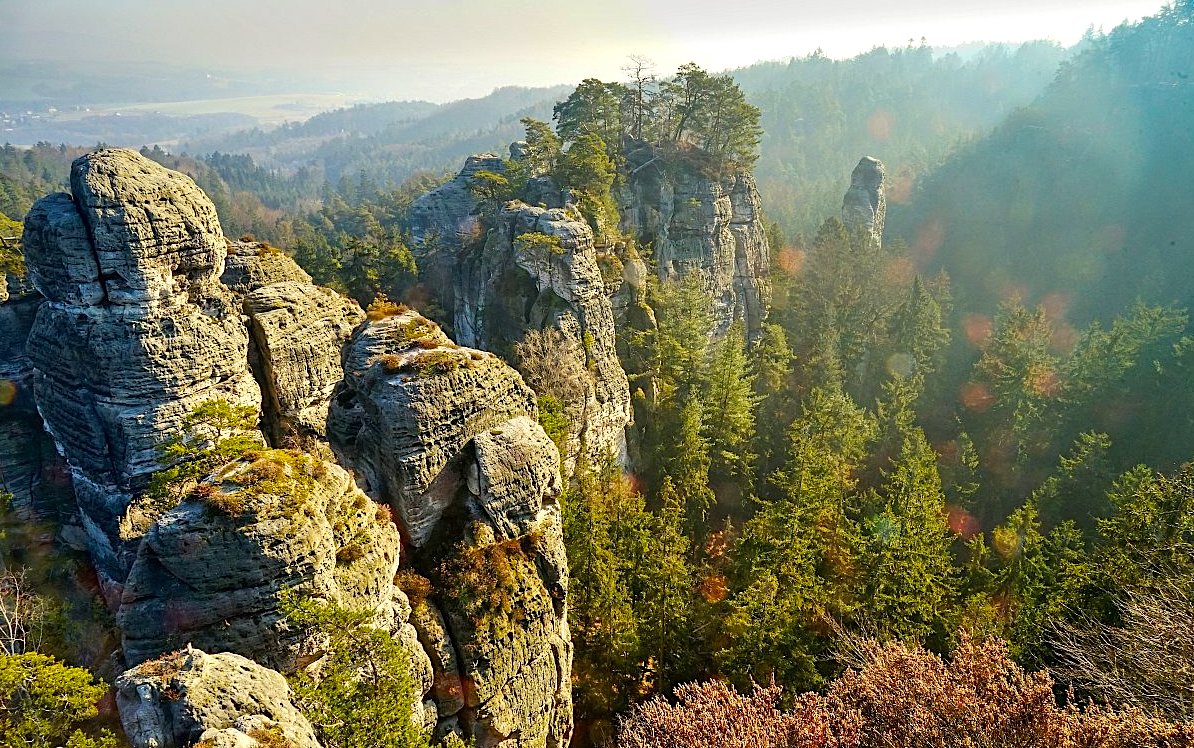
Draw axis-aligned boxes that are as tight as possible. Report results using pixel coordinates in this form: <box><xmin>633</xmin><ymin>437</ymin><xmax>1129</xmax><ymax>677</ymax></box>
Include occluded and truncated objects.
<box><xmin>618</xmin><ymin>634</ymin><xmax>1194</xmax><ymax>748</ymax></box>
<box><xmin>618</xmin><ymin>680</ymin><xmax>858</xmax><ymax>748</ymax></box>
<box><xmin>335</xmin><ymin>541</ymin><xmax>366</xmax><ymax>565</ymax></box>
<box><xmin>377</xmin><ymin>353</ymin><xmax>405</xmax><ymax>373</ymax></box>
<box><xmin>394</xmin><ymin>569</ymin><xmax>433</xmax><ymax>606</ymax></box>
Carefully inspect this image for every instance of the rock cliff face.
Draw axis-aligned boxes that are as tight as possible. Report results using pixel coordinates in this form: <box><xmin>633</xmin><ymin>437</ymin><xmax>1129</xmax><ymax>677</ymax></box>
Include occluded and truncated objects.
<box><xmin>17</xmin><ymin>149</ymin><xmax>574</xmax><ymax>748</ymax></box>
<box><xmin>842</xmin><ymin>156</ymin><xmax>887</xmax><ymax>247</ymax></box>
<box><xmin>330</xmin><ymin>311</ymin><xmax>573</xmax><ymax>746</ymax></box>
<box><xmin>0</xmin><ymin>274</ymin><xmax>66</xmax><ymax>519</ymax></box>
<box><xmin>22</xmin><ymin>152</ymin><xmax>262</xmax><ymax>588</ymax></box>
<box><xmin>410</xmin><ymin>156</ymin><xmax>632</xmax><ymax>465</ymax></box>
<box><xmin>618</xmin><ymin>144</ymin><xmax>771</xmax><ymax>336</ymax></box>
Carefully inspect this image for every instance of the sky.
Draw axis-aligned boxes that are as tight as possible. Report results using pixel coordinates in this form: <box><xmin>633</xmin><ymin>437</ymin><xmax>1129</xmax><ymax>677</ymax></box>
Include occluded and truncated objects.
<box><xmin>1</xmin><ymin>0</ymin><xmax>1171</xmax><ymax>102</ymax></box>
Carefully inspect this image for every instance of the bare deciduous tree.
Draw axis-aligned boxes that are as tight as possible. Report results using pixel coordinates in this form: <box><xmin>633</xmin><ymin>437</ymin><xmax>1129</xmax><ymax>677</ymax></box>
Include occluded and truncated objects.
<box><xmin>513</xmin><ymin>327</ymin><xmax>590</xmax><ymax>410</ymax></box>
<box><xmin>1052</xmin><ymin>580</ymin><xmax>1194</xmax><ymax>721</ymax></box>
<box><xmin>0</xmin><ymin>569</ymin><xmax>49</xmax><ymax>655</ymax></box>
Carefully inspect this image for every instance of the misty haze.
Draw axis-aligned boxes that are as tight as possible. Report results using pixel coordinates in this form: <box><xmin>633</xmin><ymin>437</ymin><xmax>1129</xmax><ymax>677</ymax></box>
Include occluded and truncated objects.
<box><xmin>2</xmin><ymin>2</ymin><xmax>1193</xmax><ymax>748</ymax></box>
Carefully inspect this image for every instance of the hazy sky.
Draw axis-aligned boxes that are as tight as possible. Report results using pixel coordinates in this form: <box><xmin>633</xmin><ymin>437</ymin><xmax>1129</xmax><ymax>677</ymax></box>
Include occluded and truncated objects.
<box><xmin>2</xmin><ymin>0</ymin><xmax>1170</xmax><ymax>101</ymax></box>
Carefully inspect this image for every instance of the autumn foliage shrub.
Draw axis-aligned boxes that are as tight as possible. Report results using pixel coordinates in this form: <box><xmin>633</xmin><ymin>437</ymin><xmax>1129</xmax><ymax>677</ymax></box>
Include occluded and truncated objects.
<box><xmin>617</xmin><ymin>634</ymin><xmax>1194</xmax><ymax>748</ymax></box>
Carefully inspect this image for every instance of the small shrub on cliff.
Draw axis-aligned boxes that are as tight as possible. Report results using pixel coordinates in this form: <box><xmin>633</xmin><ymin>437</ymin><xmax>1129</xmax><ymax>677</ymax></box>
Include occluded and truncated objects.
<box><xmin>434</xmin><ymin>536</ymin><xmax>530</xmax><ymax>631</ymax></box>
<box><xmin>246</xmin><ymin>726</ymin><xmax>293</xmax><ymax>748</ymax></box>
<box><xmin>0</xmin><ymin>212</ymin><xmax>24</xmax><ymax>278</ymax></box>
<box><xmin>394</xmin><ymin>569</ymin><xmax>433</xmax><ymax>606</ymax></box>
<box><xmin>0</xmin><ymin>652</ymin><xmax>121</xmax><ymax>748</ymax></box>
<box><xmin>515</xmin><ymin>231</ymin><xmax>565</xmax><ymax>256</ymax></box>
<box><xmin>280</xmin><ymin>592</ymin><xmax>429</xmax><ymax>748</ymax></box>
<box><xmin>146</xmin><ymin>399</ymin><xmax>259</xmax><ymax>509</ymax></box>
<box><xmin>366</xmin><ymin>294</ymin><xmax>408</xmax><ymax>321</ymax></box>
<box><xmin>415</xmin><ymin>349</ymin><xmax>467</xmax><ymax>376</ymax></box>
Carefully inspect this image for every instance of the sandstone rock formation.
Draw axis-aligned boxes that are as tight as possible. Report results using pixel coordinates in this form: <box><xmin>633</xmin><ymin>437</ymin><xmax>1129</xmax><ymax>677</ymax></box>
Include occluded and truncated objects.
<box><xmin>619</xmin><ymin>143</ymin><xmax>771</xmax><ymax>336</ymax></box>
<box><xmin>331</xmin><ymin>311</ymin><xmax>573</xmax><ymax>746</ymax></box>
<box><xmin>244</xmin><ymin>282</ymin><xmax>364</xmax><ymax>442</ymax></box>
<box><xmin>220</xmin><ymin>239</ymin><xmax>313</xmax><ymax>294</ymax></box>
<box><xmin>0</xmin><ymin>273</ymin><xmax>63</xmax><ymax>518</ymax></box>
<box><xmin>842</xmin><ymin>156</ymin><xmax>887</xmax><ymax>247</ymax></box>
<box><xmin>410</xmin><ymin>154</ymin><xmax>633</xmax><ymax>465</ymax></box>
<box><xmin>116</xmin><ymin>648</ymin><xmax>321</xmax><ymax>748</ymax></box>
<box><xmin>22</xmin><ymin>151</ymin><xmax>262</xmax><ymax>589</ymax></box>
<box><xmin>17</xmin><ymin>149</ymin><xmax>574</xmax><ymax>748</ymax></box>
<box><xmin>117</xmin><ymin>452</ymin><xmax>403</xmax><ymax>670</ymax></box>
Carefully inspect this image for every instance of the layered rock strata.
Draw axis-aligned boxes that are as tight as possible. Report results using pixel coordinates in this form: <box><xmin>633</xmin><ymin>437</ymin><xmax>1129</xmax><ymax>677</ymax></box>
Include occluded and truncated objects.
<box><xmin>331</xmin><ymin>311</ymin><xmax>573</xmax><ymax>746</ymax></box>
<box><xmin>19</xmin><ymin>149</ymin><xmax>574</xmax><ymax>748</ymax></box>
<box><xmin>410</xmin><ymin>155</ymin><xmax>633</xmax><ymax>465</ymax></box>
<box><xmin>22</xmin><ymin>151</ymin><xmax>261</xmax><ymax>587</ymax></box>
<box><xmin>116</xmin><ymin>648</ymin><xmax>321</xmax><ymax>748</ymax></box>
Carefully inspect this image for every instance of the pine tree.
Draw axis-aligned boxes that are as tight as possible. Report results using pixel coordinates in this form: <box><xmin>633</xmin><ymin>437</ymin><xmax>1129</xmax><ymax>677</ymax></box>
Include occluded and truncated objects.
<box><xmin>703</xmin><ymin>322</ymin><xmax>760</xmax><ymax>497</ymax></box>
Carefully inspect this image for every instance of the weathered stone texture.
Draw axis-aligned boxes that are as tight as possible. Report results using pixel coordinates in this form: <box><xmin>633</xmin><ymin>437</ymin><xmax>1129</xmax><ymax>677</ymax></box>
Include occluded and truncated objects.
<box><xmin>245</xmin><ymin>281</ymin><xmax>363</xmax><ymax>440</ymax></box>
<box><xmin>116</xmin><ymin>648</ymin><xmax>320</xmax><ymax>748</ymax></box>
<box><xmin>842</xmin><ymin>155</ymin><xmax>887</xmax><ymax>247</ymax></box>
<box><xmin>118</xmin><ymin>454</ymin><xmax>400</xmax><ymax>670</ymax></box>
<box><xmin>220</xmin><ymin>240</ymin><xmax>312</xmax><ymax>294</ymax></box>
<box><xmin>619</xmin><ymin>145</ymin><xmax>771</xmax><ymax>335</ymax></box>
<box><xmin>330</xmin><ymin>311</ymin><xmax>573</xmax><ymax>746</ymax></box>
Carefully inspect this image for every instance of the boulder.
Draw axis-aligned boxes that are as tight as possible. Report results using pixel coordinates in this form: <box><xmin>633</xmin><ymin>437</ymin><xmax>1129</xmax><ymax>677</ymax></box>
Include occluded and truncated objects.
<box><xmin>115</xmin><ymin>648</ymin><xmax>320</xmax><ymax>748</ymax></box>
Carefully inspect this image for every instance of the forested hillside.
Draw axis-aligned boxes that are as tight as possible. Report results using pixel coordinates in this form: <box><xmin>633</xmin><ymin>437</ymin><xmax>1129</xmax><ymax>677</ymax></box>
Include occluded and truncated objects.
<box><xmin>737</xmin><ymin>40</ymin><xmax>1070</xmax><ymax>239</ymax></box>
<box><xmin>2</xmin><ymin>7</ymin><xmax>1194</xmax><ymax>748</ymax></box>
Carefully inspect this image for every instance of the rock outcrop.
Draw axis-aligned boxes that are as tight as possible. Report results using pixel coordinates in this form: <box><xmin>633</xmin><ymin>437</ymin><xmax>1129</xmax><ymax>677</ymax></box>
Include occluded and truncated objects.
<box><xmin>22</xmin><ymin>151</ymin><xmax>261</xmax><ymax>589</ymax></box>
<box><xmin>117</xmin><ymin>452</ymin><xmax>405</xmax><ymax>670</ymax></box>
<box><xmin>842</xmin><ymin>156</ymin><xmax>887</xmax><ymax>247</ymax></box>
<box><xmin>244</xmin><ymin>282</ymin><xmax>364</xmax><ymax>442</ymax></box>
<box><xmin>220</xmin><ymin>240</ymin><xmax>313</xmax><ymax>294</ymax></box>
<box><xmin>410</xmin><ymin>155</ymin><xmax>633</xmax><ymax>465</ymax></box>
<box><xmin>619</xmin><ymin>143</ymin><xmax>771</xmax><ymax>336</ymax></box>
<box><xmin>331</xmin><ymin>310</ymin><xmax>573</xmax><ymax>746</ymax></box>
<box><xmin>0</xmin><ymin>273</ymin><xmax>73</xmax><ymax>521</ymax></box>
<box><xmin>116</xmin><ymin>648</ymin><xmax>321</xmax><ymax>748</ymax></box>
<box><xmin>17</xmin><ymin>149</ymin><xmax>574</xmax><ymax>748</ymax></box>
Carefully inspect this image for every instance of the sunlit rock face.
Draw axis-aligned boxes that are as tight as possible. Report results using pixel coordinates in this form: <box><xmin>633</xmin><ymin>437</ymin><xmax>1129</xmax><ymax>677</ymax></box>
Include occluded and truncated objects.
<box><xmin>618</xmin><ymin>142</ymin><xmax>771</xmax><ymax>336</ymax></box>
<box><xmin>842</xmin><ymin>155</ymin><xmax>887</xmax><ymax>247</ymax></box>
<box><xmin>22</xmin><ymin>149</ymin><xmax>261</xmax><ymax>590</ymax></box>
<box><xmin>116</xmin><ymin>648</ymin><xmax>322</xmax><ymax>748</ymax></box>
<box><xmin>330</xmin><ymin>311</ymin><xmax>574</xmax><ymax>747</ymax></box>
<box><xmin>20</xmin><ymin>149</ymin><xmax>575</xmax><ymax>748</ymax></box>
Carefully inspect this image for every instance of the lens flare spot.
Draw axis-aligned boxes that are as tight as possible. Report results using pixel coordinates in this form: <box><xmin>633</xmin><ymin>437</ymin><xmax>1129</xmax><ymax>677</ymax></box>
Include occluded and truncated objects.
<box><xmin>912</xmin><ymin>218</ymin><xmax>945</xmax><ymax>266</ymax></box>
<box><xmin>886</xmin><ymin>352</ymin><xmax>915</xmax><ymax>378</ymax></box>
<box><xmin>867</xmin><ymin>108</ymin><xmax>893</xmax><ymax>141</ymax></box>
<box><xmin>884</xmin><ymin>256</ymin><xmax>914</xmax><ymax>286</ymax></box>
<box><xmin>963</xmin><ymin>314</ymin><xmax>993</xmax><ymax>347</ymax></box>
<box><xmin>777</xmin><ymin>246</ymin><xmax>806</xmax><ymax>277</ymax></box>
<box><xmin>0</xmin><ymin>380</ymin><xmax>16</xmax><ymax>406</ymax></box>
<box><xmin>992</xmin><ymin>526</ymin><xmax>1023</xmax><ymax>560</ymax></box>
<box><xmin>960</xmin><ymin>381</ymin><xmax>995</xmax><ymax>412</ymax></box>
<box><xmin>887</xmin><ymin>172</ymin><xmax>914</xmax><ymax>205</ymax></box>
<box><xmin>946</xmin><ymin>505</ymin><xmax>981</xmax><ymax>538</ymax></box>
